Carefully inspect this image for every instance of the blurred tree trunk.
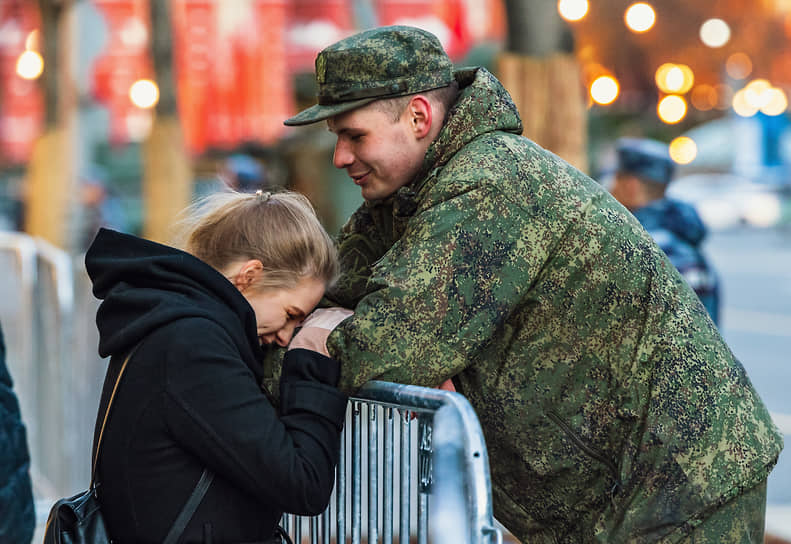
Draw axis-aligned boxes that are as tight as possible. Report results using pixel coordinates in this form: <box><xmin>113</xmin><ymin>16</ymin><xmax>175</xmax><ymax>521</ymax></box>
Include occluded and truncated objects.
<box><xmin>498</xmin><ymin>0</ymin><xmax>588</xmax><ymax>173</ymax></box>
<box><xmin>143</xmin><ymin>0</ymin><xmax>191</xmax><ymax>244</ymax></box>
<box><xmin>25</xmin><ymin>0</ymin><xmax>77</xmax><ymax>249</ymax></box>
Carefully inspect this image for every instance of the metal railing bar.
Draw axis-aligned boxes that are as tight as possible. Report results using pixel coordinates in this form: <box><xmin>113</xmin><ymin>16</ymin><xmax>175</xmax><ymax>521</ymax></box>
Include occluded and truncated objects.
<box><xmin>367</xmin><ymin>404</ymin><xmax>378</xmax><ymax>543</ymax></box>
<box><xmin>382</xmin><ymin>407</ymin><xmax>394</xmax><ymax>544</ymax></box>
<box><xmin>399</xmin><ymin>410</ymin><xmax>410</xmax><ymax>544</ymax></box>
<box><xmin>351</xmin><ymin>402</ymin><xmax>361</xmax><ymax>544</ymax></box>
<box><xmin>336</xmin><ymin>425</ymin><xmax>345</xmax><ymax>542</ymax></box>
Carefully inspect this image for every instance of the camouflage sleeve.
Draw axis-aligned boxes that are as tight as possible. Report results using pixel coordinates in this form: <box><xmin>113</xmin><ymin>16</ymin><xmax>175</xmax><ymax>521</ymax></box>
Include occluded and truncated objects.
<box><xmin>325</xmin><ymin>202</ymin><xmax>394</xmax><ymax>309</ymax></box>
<box><xmin>327</xmin><ymin>185</ymin><xmax>540</xmax><ymax>394</ymax></box>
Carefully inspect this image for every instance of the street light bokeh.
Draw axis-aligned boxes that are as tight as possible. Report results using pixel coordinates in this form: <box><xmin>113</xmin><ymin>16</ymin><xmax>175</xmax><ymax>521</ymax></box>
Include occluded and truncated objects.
<box><xmin>624</xmin><ymin>3</ymin><xmax>656</xmax><ymax>33</ymax></box>
<box><xmin>699</xmin><ymin>18</ymin><xmax>731</xmax><ymax>48</ymax></box>
<box><xmin>655</xmin><ymin>63</ymin><xmax>694</xmax><ymax>94</ymax></box>
<box><xmin>15</xmin><ymin>50</ymin><xmax>43</xmax><ymax>80</ymax></box>
<box><xmin>129</xmin><ymin>79</ymin><xmax>159</xmax><ymax>109</ymax></box>
<box><xmin>726</xmin><ymin>52</ymin><xmax>753</xmax><ymax>80</ymax></box>
<box><xmin>590</xmin><ymin>75</ymin><xmax>619</xmax><ymax>105</ymax></box>
<box><xmin>690</xmin><ymin>84</ymin><xmax>717</xmax><ymax>111</ymax></box>
<box><xmin>669</xmin><ymin>136</ymin><xmax>697</xmax><ymax>164</ymax></box>
<box><xmin>558</xmin><ymin>0</ymin><xmax>589</xmax><ymax>22</ymax></box>
<box><xmin>657</xmin><ymin>95</ymin><xmax>687</xmax><ymax>123</ymax></box>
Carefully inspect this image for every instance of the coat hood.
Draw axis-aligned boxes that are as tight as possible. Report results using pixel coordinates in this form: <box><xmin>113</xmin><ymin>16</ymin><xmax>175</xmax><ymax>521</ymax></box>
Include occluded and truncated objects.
<box><xmin>415</xmin><ymin>67</ymin><xmax>523</xmax><ymax>192</ymax></box>
<box><xmin>85</xmin><ymin>228</ymin><xmax>261</xmax><ymax>360</ymax></box>
<box><xmin>634</xmin><ymin>198</ymin><xmax>707</xmax><ymax>246</ymax></box>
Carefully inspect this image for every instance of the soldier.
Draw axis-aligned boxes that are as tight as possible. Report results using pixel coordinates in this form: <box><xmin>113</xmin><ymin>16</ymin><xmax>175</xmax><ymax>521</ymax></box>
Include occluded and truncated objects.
<box><xmin>282</xmin><ymin>26</ymin><xmax>783</xmax><ymax>543</ymax></box>
<box><xmin>610</xmin><ymin>137</ymin><xmax>720</xmax><ymax>326</ymax></box>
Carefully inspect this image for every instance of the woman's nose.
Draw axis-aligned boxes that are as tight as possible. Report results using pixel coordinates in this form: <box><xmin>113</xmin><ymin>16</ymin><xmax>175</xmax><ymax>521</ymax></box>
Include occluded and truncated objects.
<box><xmin>275</xmin><ymin>323</ymin><xmax>297</xmax><ymax>347</ymax></box>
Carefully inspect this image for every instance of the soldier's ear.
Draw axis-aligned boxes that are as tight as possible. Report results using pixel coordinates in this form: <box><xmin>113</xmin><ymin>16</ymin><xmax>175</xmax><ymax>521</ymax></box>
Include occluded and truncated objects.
<box><xmin>406</xmin><ymin>96</ymin><xmax>432</xmax><ymax>139</ymax></box>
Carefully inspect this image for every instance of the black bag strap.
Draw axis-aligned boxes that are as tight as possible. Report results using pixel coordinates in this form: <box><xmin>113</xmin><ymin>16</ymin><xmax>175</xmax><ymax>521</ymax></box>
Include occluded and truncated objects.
<box><xmin>162</xmin><ymin>468</ymin><xmax>214</xmax><ymax>544</ymax></box>
<box><xmin>92</xmin><ymin>344</ymin><xmax>215</xmax><ymax>543</ymax></box>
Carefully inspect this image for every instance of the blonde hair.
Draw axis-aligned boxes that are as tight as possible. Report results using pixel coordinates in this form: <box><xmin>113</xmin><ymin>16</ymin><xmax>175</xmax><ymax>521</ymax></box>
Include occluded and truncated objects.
<box><xmin>171</xmin><ymin>190</ymin><xmax>338</xmax><ymax>292</ymax></box>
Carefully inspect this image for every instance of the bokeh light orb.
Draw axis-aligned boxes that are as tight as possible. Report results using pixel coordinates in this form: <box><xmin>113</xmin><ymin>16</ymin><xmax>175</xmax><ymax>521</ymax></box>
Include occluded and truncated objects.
<box><xmin>760</xmin><ymin>87</ymin><xmax>787</xmax><ymax>116</ymax></box>
<box><xmin>744</xmin><ymin>79</ymin><xmax>772</xmax><ymax>109</ymax></box>
<box><xmin>16</xmin><ymin>50</ymin><xmax>43</xmax><ymax>80</ymax></box>
<box><xmin>690</xmin><ymin>84</ymin><xmax>717</xmax><ymax>111</ymax></box>
<box><xmin>129</xmin><ymin>79</ymin><xmax>159</xmax><ymax>109</ymax></box>
<box><xmin>656</xmin><ymin>63</ymin><xmax>694</xmax><ymax>94</ymax></box>
<box><xmin>726</xmin><ymin>52</ymin><xmax>752</xmax><ymax>80</ymax></box>
<box><xmin>669</xmin><ymin>136</ymin><xmax>697</xmax><ymax>164</ymax></box>
<box><xmin>558</xmin><ymin>0</ymin><xmax>589</xmax><ymax>22</ymax></box>
<box><xmin>657</xmin><ymin>95</ymin><xmax>687</xmax><ymax>123</ymax></box>
<box><xmin>625</xmin><ymin>3</ymin><xmax>656</xmax><ymax>33</ymax></box>
<box><xmin>590</xmin><ymin>76</ymin><xmax>619</xmax><ymax>105</ymax></box>
<box><xmin>732</xmin><ymin>89</ymin><xmax>758</xmax><ymax>117</ymax></box>
<box><xmin>699</xmin><ymin>18</ymin><xmax>731</xmax><ymax>48</ymax></box>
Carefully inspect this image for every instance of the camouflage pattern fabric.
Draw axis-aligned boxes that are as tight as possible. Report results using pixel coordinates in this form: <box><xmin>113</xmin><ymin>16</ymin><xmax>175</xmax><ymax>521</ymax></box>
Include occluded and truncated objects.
<box><xmin>673</xmin><ymin>480</ymin><xmax>766</xmax><ymax>543</ymax></box>
<box><xmin>284</xmin><ymin>25</ymin><xmax>456</xmax><ymax>126</ymax></box>
<box><xmin>320</xmin><ymin>67</ymin><xmax>783</xmax><ymax>542</ymax></box>
<box><xmin>633</xmin><ymin>198</ymin><xmax>720</xmax><ymax>325</ymax></box>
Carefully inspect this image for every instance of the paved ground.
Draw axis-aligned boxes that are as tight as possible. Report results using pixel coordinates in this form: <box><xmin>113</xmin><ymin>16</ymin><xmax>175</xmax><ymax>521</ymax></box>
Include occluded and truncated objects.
<box><xmin>706</xmin><ymin>226</ymin><xmax>791</xmax><ymax>542</ymax></box>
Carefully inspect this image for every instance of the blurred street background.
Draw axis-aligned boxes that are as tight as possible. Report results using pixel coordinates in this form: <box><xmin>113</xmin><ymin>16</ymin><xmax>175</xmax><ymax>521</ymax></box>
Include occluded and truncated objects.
<box><xmin>1</xmin><ymin>0</ymin><xmax>790</xmax><ymax>541</ymax></box>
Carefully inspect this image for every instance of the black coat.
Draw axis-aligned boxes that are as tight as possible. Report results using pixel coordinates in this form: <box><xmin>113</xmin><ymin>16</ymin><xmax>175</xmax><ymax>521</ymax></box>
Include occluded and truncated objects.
<box><xmin>85</xmin><ymin>229</ymin><xmax>348</xmax><ymax>543</ymax></box>
<box><xmin>0</xmin><ymin>324</ymin><xmax>35</xmax><ymax>544</ymax></box>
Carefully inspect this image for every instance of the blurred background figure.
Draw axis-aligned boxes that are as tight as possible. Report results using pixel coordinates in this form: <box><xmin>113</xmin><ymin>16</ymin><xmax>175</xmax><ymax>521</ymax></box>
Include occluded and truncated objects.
<box><xmin>221</xmin><ymin>153</ymin><xmax>270</xmax><ymax>193</ymax></box>
<box><xmin>610</xmin><ymin>137</ymin><xmax>721</xmax><ymax>325</ymax></box>
<box><xmin>0</xmin><ymin>321</ymin><xmax>35</xmax><ymax>544</ymax></box>
<box><xmin>77</xmin><ymin>164</ymin><xmax>127</xmax><ymax>251</ymax></box>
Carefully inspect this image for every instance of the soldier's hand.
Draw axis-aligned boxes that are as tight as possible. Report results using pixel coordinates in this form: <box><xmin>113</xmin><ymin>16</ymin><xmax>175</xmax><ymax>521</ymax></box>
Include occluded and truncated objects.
<box><xmin>300</xmin><ymin>307</ymin><xmax>354</xmax><ymax>330</ymax></box>
<box><xmin>288</xmin><ymin>307</ymin><xmax>353</xmax><ymax>356</ymax></box>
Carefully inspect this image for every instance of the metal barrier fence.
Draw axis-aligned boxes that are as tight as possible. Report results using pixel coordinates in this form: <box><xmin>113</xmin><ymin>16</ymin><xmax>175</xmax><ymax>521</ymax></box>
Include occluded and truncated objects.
<box><xmin>1</xmin><ymin>231</ymin><xmax>502</xmax><ymax>542</ymax></box>
<box><xmin>0</xmin><ymin>231</ymin><xmax>105</xmax><ymax>506</ymax></box>
<box><xmin>281</xmin><ymin>382</ymin><xmax>503</xmax><ymax>544</ymax></box>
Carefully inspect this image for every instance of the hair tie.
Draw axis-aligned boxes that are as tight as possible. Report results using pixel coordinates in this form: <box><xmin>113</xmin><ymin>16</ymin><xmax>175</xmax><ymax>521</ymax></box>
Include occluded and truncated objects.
<box><xmin>255</xmin><ymin>190</ymin><xmax>271</xmax><ymax>202</ymax></box>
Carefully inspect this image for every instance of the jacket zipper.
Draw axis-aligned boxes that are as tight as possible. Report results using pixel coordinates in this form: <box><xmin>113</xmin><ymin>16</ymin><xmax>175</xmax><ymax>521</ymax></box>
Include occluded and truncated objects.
<box><xmin>547</xmin><ymin>411</ymin><xmax>622</xmax><ymax>505</ymax></box>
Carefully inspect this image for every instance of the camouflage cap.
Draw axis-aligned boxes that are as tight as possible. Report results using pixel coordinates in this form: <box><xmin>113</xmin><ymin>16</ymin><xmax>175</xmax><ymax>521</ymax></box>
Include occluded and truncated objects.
<box><xmin>284</xmin><ymin>26</ymin><xmax>456</xmax><ymax>126</ymax></box>
<box><xmin>616</xmin><ymin>137</ymin><xmax>676</xmax><ymax>185</ymax></box>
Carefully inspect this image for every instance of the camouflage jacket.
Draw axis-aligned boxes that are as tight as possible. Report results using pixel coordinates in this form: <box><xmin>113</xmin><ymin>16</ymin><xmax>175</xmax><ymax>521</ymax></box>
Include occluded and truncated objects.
<box><xmin>323</xmin><ymin>68</ymin><xmax>783</xmax><ymax>542</ymax></box>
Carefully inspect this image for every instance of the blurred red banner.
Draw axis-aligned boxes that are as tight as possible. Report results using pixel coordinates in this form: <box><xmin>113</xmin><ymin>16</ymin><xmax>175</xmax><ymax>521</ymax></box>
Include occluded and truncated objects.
<box><xmin>0</xmin><ymin>0</ymin><xmax>504</xmax><ymax>163</ymax></box>
<box><xmin>0</xmin><ymin>0</ymin><xmax>42</xmax><ymax>165</ymax></box>
<box><xmin>172</xmin><ymin>0</ymin><xmax>294</xmax><ymax>154</ymax></box>
<box><xmin>92</xmin><ymin>0</ymin><xmax>151</xmax><ymax>144</ymax></box>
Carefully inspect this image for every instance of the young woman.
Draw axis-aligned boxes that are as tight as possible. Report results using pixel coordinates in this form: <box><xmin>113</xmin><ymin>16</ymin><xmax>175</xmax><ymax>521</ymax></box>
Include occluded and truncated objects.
<box><xmin>85</xmin><ymin>190</ymin><xmax>349</xmax><ymax>543</ymax></box>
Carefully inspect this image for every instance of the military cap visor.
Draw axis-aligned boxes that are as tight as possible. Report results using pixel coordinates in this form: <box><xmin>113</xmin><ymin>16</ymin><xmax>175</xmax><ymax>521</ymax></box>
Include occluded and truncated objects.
<box><xmin>284</xmin><ymin>26</ymin><xmax>456</xmax><ymax>126</ymax></box>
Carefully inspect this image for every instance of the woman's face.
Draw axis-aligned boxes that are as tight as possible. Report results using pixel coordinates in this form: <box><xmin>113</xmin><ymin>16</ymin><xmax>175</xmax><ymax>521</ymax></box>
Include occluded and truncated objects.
<box><xmin>242</xmin><ymin>276</ymin><xmax>326</xmax><ymax>347</ymax></box>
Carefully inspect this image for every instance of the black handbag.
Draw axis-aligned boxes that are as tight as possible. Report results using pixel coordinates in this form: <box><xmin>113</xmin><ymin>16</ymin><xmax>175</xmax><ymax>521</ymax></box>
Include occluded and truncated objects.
<box><xmin>43</xmin><ymin>348</ymin><xmax>214</xmax><ymax>544</ymax></box>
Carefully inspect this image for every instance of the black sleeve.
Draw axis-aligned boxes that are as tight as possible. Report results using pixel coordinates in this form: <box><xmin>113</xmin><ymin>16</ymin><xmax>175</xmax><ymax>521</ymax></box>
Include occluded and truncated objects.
<box><xmin>161</xmin><ymin>322</ymin><xmax>348</xmax><ymax>515</ymax></box>
<box><xmin>280</xmin><ymin>349</ymin><xmax>347</xmax><ymax>431</ymax></box>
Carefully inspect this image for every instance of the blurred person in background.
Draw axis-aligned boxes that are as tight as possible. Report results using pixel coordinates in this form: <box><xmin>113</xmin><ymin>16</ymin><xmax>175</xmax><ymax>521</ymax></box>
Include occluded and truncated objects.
<box><xmin>84</xmin><ymin>190</ymin><xmax>347</xmax><ymax>543</ymax></box>
<box><xmin>610</xmin><ymin>137</ymin><xmax>720</xmax><ymax>326</ymax></box>
<box><xmin>222</xmin><ymin>153</ymin><xmax>270</xmax><ymax>193</ymax></box>
<box><xmin>282</xmin><ymin>25</ymin><xmax>782</xmax><ymax>543</ymax></box>
<box><xmin>0</xmin><ymin>321</ymin><xmax>35</xmax><ymax>544</ymax></box>
<box><xmin>78</xmin><ymin>164</ymin><xmax>128</xmax><ymax>251</ymax></box>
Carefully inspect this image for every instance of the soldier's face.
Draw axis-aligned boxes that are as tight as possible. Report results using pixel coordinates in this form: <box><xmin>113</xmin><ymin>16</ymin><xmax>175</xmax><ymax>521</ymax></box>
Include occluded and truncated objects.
<box><xmin>611</xmin><ymin>172</ymin><xmax>641</xmax><ymax>211</ymax></box>
<box><xmin>328</xmin><ymin>103</ymin><xmax>426</xmax><ymax>201</ymax></box>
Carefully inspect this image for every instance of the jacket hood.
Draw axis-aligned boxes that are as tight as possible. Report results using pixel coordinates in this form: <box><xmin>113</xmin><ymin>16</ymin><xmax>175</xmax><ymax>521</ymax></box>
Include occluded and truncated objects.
<box><xmin>634</xmin><ymin>198</ymin><xmax>707</xmax><ymax>246</ymax></box>
<box><xmin>85</xmin><ymin>228</ymin><xmax>261</xmax><ymax>360</ymax></box>
<box><xmin>415</xmin><ymin>68</ymin><xmax>523</xmax><ymax>191</ymax></box>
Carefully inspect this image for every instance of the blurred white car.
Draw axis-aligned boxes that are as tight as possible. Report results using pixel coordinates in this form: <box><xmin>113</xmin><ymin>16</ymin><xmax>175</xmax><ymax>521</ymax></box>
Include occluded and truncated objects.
<box><xmin>666</xmin><ymin>173</ymin><xmax>785</xmax><ymax>230</ymax></box>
